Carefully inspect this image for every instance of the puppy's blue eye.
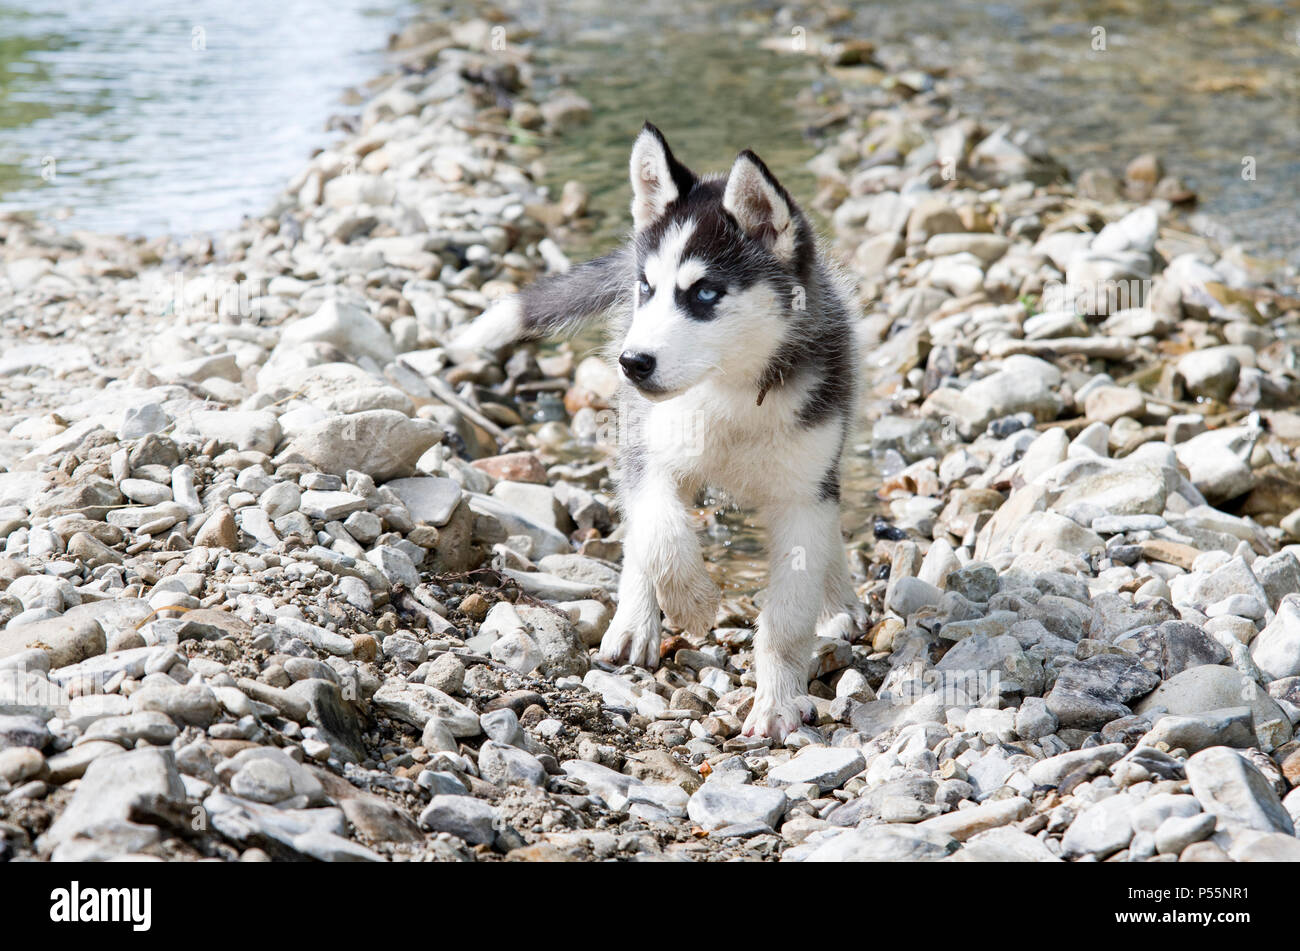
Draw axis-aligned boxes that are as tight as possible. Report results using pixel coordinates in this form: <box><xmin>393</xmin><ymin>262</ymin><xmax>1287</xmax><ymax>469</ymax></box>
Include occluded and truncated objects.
<box><xmin>695</xmin><ymin>287</ymin><xmax>719</xmax><ymax>304</ymax></box>
<box><xmin>638</xmin><ymin>280</ymin><xmax>652</xmax><ymax>297</ymax></box>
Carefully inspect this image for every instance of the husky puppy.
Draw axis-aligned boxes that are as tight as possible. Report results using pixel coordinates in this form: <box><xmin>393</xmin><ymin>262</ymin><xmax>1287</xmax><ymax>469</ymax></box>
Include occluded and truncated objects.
<box><xmin>454</xmin><ymin>123</ymin><xmax>865</xmax><ymax>739</ymax></box>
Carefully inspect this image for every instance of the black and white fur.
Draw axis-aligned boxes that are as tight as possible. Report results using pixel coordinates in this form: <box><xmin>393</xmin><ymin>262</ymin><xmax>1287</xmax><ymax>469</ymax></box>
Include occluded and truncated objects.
<box><xmin>454</xmin><ymin>123</ymin><xmax>865</xmax><ymax>740</ymax></box>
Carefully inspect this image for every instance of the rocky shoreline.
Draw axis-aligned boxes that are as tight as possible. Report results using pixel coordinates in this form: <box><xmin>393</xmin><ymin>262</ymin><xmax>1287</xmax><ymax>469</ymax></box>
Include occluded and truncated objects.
<box><xmin>1</xmin><ymin>10</ymin><xmax>1299</xmax><ymax>863</ymax></box>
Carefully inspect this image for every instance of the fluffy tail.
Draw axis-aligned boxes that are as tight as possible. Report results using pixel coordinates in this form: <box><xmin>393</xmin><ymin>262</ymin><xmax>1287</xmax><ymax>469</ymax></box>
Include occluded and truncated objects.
<box><xmin>450</xmin><ymin>245</ymin><xmax>632</xmax><ymax>352</ymax></box>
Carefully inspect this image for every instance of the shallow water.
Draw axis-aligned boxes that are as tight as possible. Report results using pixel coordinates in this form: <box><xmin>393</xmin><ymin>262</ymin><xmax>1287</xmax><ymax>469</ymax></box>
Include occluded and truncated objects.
<box><xmin>0</xmin><ymin>0</ymin><xmax>405</xmax><ymax>235</ymax></box>
<box><xmin>845</xmin><ymin>0</ymin><xmax>1300</xmax><ymax>268</ymax></box>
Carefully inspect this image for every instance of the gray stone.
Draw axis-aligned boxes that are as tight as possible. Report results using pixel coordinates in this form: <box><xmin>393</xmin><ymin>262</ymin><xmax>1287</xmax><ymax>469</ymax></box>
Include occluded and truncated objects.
<box><xmin>1045</xmin><ymin>653</ymin><xmax>1160</xmax><ymax>729</ymax></box>
<box><xmin>425</xmin><ymin>652</ymin><xmax>466</xmax><ymax>694</ymax></box>
<box><xmin>285</xmin><ymin>678</ymin><xmax>365</xmax><ymax>763</ymax></box>
<box><xmin>1228</xmin><ymin>830</ymin><xmax>1300</xmax><ymax>862</ymax></box>
<box><xmin>203</xmin><ymin>790</ymin><xmax>347</xmax><ymax>859</ymax></box>
<box><xmin>283</xmin><ymin>410</ymin><xmax>440</xmax><ymax>482</ymax></box>
<box><xmin>946</xmin><ymin>562</ymin><xmax>999</xmax><ymax>603</ymax></box>
<box><xmin>514</xmin><ymin>604</ymin><xmax>589</xmax><ymax>678</ymax></box>
<box><xmin>1154</xmin><ymin>812</ymin><xmax>1216</xmax><ymax>855</ymax></box>
<box><xmin>561</xmin><ymin>759</ymin><xmax>641</xmax><ymax>812</ymax></box>
<box><xmin>220</xmin><ymin>747</ymin><xmax>326</xmax><ymax>806</ymax></box>
<box><xmin>466</xmin><ymin>492</ymin><xmax>571</xmax><ymax>559</ymax></box>
<box><xmin>1015</xmin><ymin>697</ymin><xmax>1058</xmax><ymax>740</ymax></box>
<box><xmin>384</xmin><ymin>477</ymin><xmax>462</xmax><ymax>526</ymax></box>
<box><xmin>479</xmin><ymin>708</ymin><xmax>525</xmax><ymax>747</ymax></box>
<box><xmin>371</xmin><ymin>681</ymin><xmax>480</xmax><ymax>734</ymax></box>
<box><xmin>280</xmin><ymin>299</ymin><xmax>396</xmax><ymax>365</ymax></box>
<box><xmin>1061</xmin><ymin>793</ymin><xmax>1135</xmax><ymax>859</ymax></box>
<box><xmin>1026</xmin><ymin>743</ymin><xmax>1128</xmax><ymax>787</ymax></box>
<box><xmin>918</xmin><ymin>796</ymin><xmax>1031</xmax><ymax>841</ymax></box>
<box><xmin>1055</xmin><ymin>465</ymin><xmax>1167</xmax><ymax>518</ymax></box>
<box><xmin>39</xmin><ymin>747</ymin><xmax>186</xmax><ymax>853</ymax></box>
<box><xmin>886</xmin><ymin>576</ymin><xmax>944</xmax><ymax>617</ymax></box>
<box><xmin>1177</xmin><ymin>348</ymin><xmax>1241</xmax><ymax>402</ymax></box>
<box><xmin>179</xmin><ymin>410</ymin><xmax>281</xmax><ymax>455</ymax></box>
<box><xmin>1250</xmin><ymin>593</ymin><xmax>1300</xmax><ymax>681</ymax></box>
<box><xmin>1174</xmin><ymin>427</ymin><xmax>1257</xmax><ymax>503</ymax></box>
<box><xmin>1131</xmin><ymin>793</ymin><xmax>1202</xmax><ymax>833</ymax></box>
<box><xmin>1185</xmin><ymin>747</ymin><xmax>1294</xmax><ymax>834</ymax></box>
<box><xmin>0</xmin><ymin>614</ymin><xmax>105</xmax><ymax>668</ymax></box>
<box><xmin>1137</xmin><ymin>708</ymin><xmax>1254</xmax><ymax>753</ymax></box>
<box><xmin>686</xmin><ymin>783</ymin><xmax>787</xmax><ymax>831</ymax></box>
<box><xmin>231</xmin><ymin>756</ymin><xmax>296</xmax><ymax>804</ymax></box>
<box><xmin>1134</xmin><ymin>665</ymin><xmax>1292</xmax><ymax>748</ymax></box>
<box><xmin>766</xmin><ymin>747</ymin><xmax>865</xmax><ymax>793</ymax></box>
<box><xmin>948</xmin><ymin>826</ymin><xmax>1062</xmax><ymax>862</ymax></box>
<box><xmin>0</xmin><ymin>714</ymin><xmax>51</xmax><ymax>751</ymax></box>
<box><xmin>1116</xmin><ymin>621</ymin><xmax>1228</xmax><ymax>679</ymax></box>
<box><xmin>368</xmin><ymin>546</ymin><xmax>421</xmax><ymax>588</ymax></box>
<box><xmin>801</xmin><ymin>824</ymin><xmax>958</xmax><ymax>862</ymax></box>
<box><xmin>81</xmin><ymin>710</ymin><xmax>178</xmax><ymax>747</ymax></box>
<box><xmin>477</xmin><ymin>741</ymin><xmax>547</xmax><ymax>786</ymax></box>
<box><xmin>130</xmin><ymin>682</ymin><xmax>220</xmax><ymax>727</ymax></box>
<box><xmin>418</xmin><ymin>794</ymin><xmax>498</xmax><ymax>846</ymax></box>
<box><xmin>1254</xmin><ymin>553</ymin><xmax>1300</xmax><ymax>611</ymax></box>
<box><xmin>275</xmin><ymin>617</ymin><xmax>354</xmax><ymax>656</ymax></box>
<box><xmin>299</xmin><ymin>490</ymin><xmax>368</xmax><ymax>521</ymax></box>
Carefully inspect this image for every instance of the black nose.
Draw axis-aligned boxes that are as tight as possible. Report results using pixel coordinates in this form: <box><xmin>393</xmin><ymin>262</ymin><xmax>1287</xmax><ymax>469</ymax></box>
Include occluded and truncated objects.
<box><xmin>618</xmin><ymin>350</ymin><xmax>656</xmax><ymax>383</ymax></box>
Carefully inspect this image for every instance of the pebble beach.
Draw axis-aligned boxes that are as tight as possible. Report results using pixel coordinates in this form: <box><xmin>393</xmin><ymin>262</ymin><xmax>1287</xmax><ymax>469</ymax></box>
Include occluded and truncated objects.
<box><xmin>1</xmin><ymin>7</ymin><xmax>1299</xmax><ymax>864</ymax></box>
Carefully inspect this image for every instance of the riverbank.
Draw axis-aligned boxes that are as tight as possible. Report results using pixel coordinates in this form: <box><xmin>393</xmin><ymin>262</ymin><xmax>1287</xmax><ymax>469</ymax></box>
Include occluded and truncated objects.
<box><xmin>1</xmin><ymin>8</ymin><xmax>1299</xmax><ymax>863</ymax></box>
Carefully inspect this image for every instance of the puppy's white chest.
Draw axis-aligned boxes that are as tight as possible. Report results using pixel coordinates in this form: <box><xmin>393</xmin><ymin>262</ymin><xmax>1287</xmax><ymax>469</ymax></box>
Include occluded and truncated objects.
<box><xmin>640</xmin><ymin>384</ymin><xmax>823</xmax><ymax>504</ymax></box>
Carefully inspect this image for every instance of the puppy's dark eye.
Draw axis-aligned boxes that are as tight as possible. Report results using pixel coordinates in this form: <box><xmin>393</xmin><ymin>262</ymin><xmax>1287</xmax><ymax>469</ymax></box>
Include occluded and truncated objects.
<box><xmin>695</xmin><ymin>286</ymin><xmax>721</xmax><ymax>304</ymax></box>
<box><xmin>638</xmin><ymin>278</ymin><xmax>652</xmax><ymax>298</ymax></box>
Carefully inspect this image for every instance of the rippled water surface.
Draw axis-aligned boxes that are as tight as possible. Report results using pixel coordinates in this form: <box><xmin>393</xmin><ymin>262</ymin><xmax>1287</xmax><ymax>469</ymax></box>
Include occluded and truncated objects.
<box><xmin>844</xmin><ymin>0</ymin><xmax>1300</xmax><ymax>265</ymax></box>
<box><xmin>530</xmin><ymin>0</ymin><xmax>1300</xmax><ymax>264</ymax></box>
<box><xmin>0</xmin><ymin>0</ymin><xmax>405</xmax><ymax>235</ymax></box>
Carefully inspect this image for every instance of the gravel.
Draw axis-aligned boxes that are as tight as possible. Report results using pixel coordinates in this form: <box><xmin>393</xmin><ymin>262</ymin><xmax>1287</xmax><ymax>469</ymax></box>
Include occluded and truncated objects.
<box><xmin>0</xmin><ymin>8</ymin><xmax>1297</xmax><ymax>864</ymax></box>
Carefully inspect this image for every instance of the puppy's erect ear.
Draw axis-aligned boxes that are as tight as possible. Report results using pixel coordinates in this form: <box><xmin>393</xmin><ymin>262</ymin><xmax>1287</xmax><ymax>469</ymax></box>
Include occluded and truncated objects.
<box><xmin>629</xmin><ymin>122</ymin><xmax>695</xmax><ymax>230</ymax></box>
<box><xmin>723</xmin><ymin>150</ymin><xmax>797</xmax><ymax>262</ymax></box>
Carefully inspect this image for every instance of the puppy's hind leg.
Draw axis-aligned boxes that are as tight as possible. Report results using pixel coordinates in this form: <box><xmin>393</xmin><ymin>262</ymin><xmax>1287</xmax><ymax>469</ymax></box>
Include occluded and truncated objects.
<box><xmin>817</xmin><ymin>540</ymin><xmax>868</xmax><ymax>642</ymax></box>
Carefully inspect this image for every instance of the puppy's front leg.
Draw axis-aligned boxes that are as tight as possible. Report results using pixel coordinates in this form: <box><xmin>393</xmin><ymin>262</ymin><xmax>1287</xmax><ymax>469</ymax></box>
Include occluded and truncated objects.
<box><xmin>598</xmin><ymin>476</ymin><xmax>715</xmax><ymax>668</ymax></box>
<box><xmin>743</xmin><ymin>497</ymin><xmax>842</xmax><ymax>741</ymax></box>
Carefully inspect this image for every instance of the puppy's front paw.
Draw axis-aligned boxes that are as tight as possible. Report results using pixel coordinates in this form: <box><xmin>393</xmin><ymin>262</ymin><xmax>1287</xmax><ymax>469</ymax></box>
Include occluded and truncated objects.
<box><xmin>597</xmin><ymin>622</ymin><xmax>662</xmax><ymax>670</ymax></box>
<box><xmin>741</xmin><ymin>694</ymin><xmax>816</xmax><ymax>742</ymax></box>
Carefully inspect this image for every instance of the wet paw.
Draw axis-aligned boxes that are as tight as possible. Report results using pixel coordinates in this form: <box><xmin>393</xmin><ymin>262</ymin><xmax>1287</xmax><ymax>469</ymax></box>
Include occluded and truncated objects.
<box><xmin>597</xmin><ymin>623</ymin><xmax>661</xmax><ymax>669</ymax></box>
<box><xmin>741</xmin><ymin>694</ymin><xmax>817</xmax><ymax>742</ymax></box>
